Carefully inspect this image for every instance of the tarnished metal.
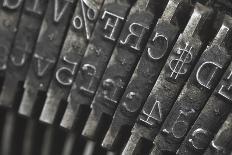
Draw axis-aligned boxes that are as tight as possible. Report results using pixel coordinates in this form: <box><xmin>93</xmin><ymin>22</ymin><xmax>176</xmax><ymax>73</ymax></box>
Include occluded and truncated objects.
<box><xmin>177</xmin><ymin>62</ymin><xmax>232</xmax><ymax>155</ymax></box>
<box><xmin>204</xmin><ymin>112</ymin><xmax>232</xmax><ymax>155</ymax></box>
<box><xmin>60</xmin><ymin>0</ymin><xmax>134</xmax><ymax>130</ymax></box>
<box><xmin>122</xmin><ymin>3</ymin><xmax>214</xmax><ymax>154</ymax></box>
<box><xmin>82</xmin><ymin>0</ymin><xmax>168</xmax><ymax>141</ymax></box>
<box><xmin>0</xmin><ymin>0</ymin><xmax>24</xmax><ymax>76</ymax></box>
<box><xmin>151</xmin><ymin>14</ymin><xmax>232</xmax><ymax>155</ymax></box>
<box><xmin>39</xmin><ymin>0</ymin><xmax>105</xmax><ymax>125</ymax></box>
<box><xmin>102</xmin><ymin>0</ymin><xmax>190</xmax><ymax>150</ymax></box>
<box><xmin>0</xmin><ymin>0</ymin><xmax>48</xmax><ymax>108</ymax></box>
<box><xmin>18</xmin><ymin>0</ymin><xmax>78</xmax><ymax>117</ymax></box>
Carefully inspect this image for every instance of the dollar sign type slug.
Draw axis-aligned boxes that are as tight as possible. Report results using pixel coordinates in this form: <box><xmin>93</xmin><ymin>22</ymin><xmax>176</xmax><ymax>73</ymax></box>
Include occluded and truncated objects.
<box><xmin>60</xmin><ymin>0</ymin><xmax>135</xmax><ymax>130</ymax></box>
<box><xmin>169</xmin><ymin>43</ymin><xmax>193</xmax><ymax>79</ymax></box>
<box><xmin>102</xmin><ymin>0</ymin><xmax>190</xmax><ymax>150</ymax></box>
<box><xmin>152</xmin><ymin>14</ymin><xmax>232</xmax><ymax>155</ymax></box>
<box><xmin>122</xmin><ymin>3</ymin><xmax>214</xmax><ymax>155</ymax></box>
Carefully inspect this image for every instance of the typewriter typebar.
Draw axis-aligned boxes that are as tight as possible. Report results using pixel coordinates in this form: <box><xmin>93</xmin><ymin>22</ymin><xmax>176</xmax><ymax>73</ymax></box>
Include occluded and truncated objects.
<box><xmin>0</xmin><ymin>0</ymin><xmax>48</xmax><ymax>108</ymax></box>
<box><xmin>60</xmin><ymin>0</ymin><xmax>134</xmax><ymax>130</ymax></box>
<box><xmin>204</xmin><ymin>112</ymin><xmax>232</xmax><ymax>155</ymax></box>
<box><xmin>123</xmin><ymin>3</ymin><xmax>214</xmax><ymax>154</ymax></box>
<box><xmin>39</xmin><ymin>0</ymin><xmax>105</xmax><ymax>125</ymax></box>
<box><xmin>177</xmin><ymin>51</ymin><xmax>232</xmax><ymax>154</ymax></box>
<box><xmin>102</xmin><ymin>0</ymin><xmax>191</xmax><ymax>151</ymax></box>
<box><xmin>0</xmin><ymin>0</ymin><xmax>24</xmax><ymax>76</ymax></box>
<box><xmin>152</xmin><ymin>14</ymin><xmax>232</xmax><ymax>155</ymax></box>
<box><xmin>82</xmin><ymin>0</ymin><xmax>167</xmax><ymax>141</ymax></box>
<box><xmin>0</xmin><ymin>0</ymin><xmax>232</xmax><ymax>155</ymax></box>
<box><xmin>18</xmin><ymin>0</ymin><xmax>78</xmax><ymax>117</ymax></box>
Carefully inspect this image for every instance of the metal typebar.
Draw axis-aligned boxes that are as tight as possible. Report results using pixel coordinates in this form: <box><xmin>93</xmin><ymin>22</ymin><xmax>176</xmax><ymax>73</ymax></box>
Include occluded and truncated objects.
<box><xmin>18</xmin><ymin>0</ymin><xmax>78</xmax><ymax>117</ymax></box>
<box><xmin>60</xmin><ymin>0</ymin><xmax>135</xmax><ymax>130</ymax></box>
<box><xmin>0</xmin><ymin>0</ymin><xmax>49</xmax><ymax>108</ymax></box>
<box><xmin>39</xmin><ymin>0</ymin><xmax>105</xmax><ymax>125</ymax></box>
<box><xmin>151</xmin><ymin>14</ymin><xmax>232</xmax><ymax>155</ymax></box>
<box><xmin>122</xmin><ymin>3</ymin><xmax>214</xmax><ymax>154</ymax></box>
<box><xmin>102</xmin><ymin>0</ymin><xmax>191</xmax><ymax>150</ymax></box>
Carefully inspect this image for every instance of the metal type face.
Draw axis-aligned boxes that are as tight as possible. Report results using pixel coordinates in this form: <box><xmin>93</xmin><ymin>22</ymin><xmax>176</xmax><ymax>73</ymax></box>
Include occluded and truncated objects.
<box><xmin>177</xmin><ymin>62</ymin><xmax>232</xmax><ymax>154</ymax></box>
<box><xmin>122</xmin><ymin>3</ymin><xmax>214</xmax><ymax>155</ymax></box>
<box><xmin>0</xmin><ymin>0</ymin><xmax>24</xmax><ymax>74</ymax></box>
<box><xmin>39</xmin><ymin>0</ymin><xmax>104</xmax><ymax>125</ymax></box>
<box><xmin>18</xmin><ymin>0</ymin><xmax>78</xmax><ymax>117</ymax></box>
<box><xmin>101</xmin><ymin>0</ymin><xmax>189</xmax><ymax>150</ymax></box>
<box><xmin>60</xmin><ymin>0</ymin><xmax>133</xmax><ymax>130</ymax></box>
<box><xmin>82</xmin><ymin>0</ymin><xmax>168</xmax><ymax>141</ymax></box>
<box><xmin>151</xmin><ymin>15</ymin><xmax>232</xmax><ymax>155</ymax></box>
<box><xmin>0</xmin><ymin>0</ymin><xmax>48</xmax><ymax>108</ymax></box>
<box><xmin>204</xmin><ymin>112</ymin><xmax>232</xmax><ymax>155</ymax></box>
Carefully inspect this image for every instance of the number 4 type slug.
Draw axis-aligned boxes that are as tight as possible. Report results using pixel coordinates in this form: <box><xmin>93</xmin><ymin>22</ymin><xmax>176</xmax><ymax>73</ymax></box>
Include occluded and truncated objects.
<box><xmin>122</xmin><ymin>3</ymin><xmax>214</xmax><ymax>155</ymax></box>
<box><xmin>81</xmin><ymin>0</ymin><xmax>168</xmax><ymax>141</ymax></box>
<box><xmin>101</xmin><ymin>0</ymin><xmax>191</xmax><ymax>150</ymax></box>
